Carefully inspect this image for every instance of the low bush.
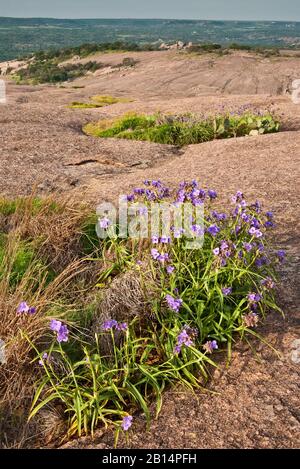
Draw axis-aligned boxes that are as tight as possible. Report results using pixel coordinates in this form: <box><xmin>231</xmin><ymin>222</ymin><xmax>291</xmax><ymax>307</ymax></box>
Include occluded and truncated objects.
<box><xmin>27</xmin><ymin>42</ymin><xmax>158</xmax><ymax>63</ymax></box>
<box><xmin>12</xmin><ymin>61</ymin><xmax>105</xmax><ymax>85</ymax></box>
<box><xmin>83</xmin><ymin>111</ymin><xmax>280</xmax><ymax>146</ymax></box>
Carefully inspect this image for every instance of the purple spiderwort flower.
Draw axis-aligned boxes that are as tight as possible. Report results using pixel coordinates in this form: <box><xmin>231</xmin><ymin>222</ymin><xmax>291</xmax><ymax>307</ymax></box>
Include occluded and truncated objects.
<box><xmin>207</xmin><ymin>224</ymin><xmax>220</xmax><ymax>237</ymax></box>
<box><xmin>17</xmin><ymin>301</ymin><xmax>36</xmax><ymax>315</ymax></box>
<box><xmin>174</xmin><ymin>326</ymin><xmax>198</xmax><ymax>354</ymax></box>
<box><xmin>158</xmin><ymin>253</ymin><xmax>169</xmax><ymax>263</ymax></box>
<box><xmin>243</xmin><ymin>242</ymin><xmax>253</xmax><ymax>252</ymax></box>
<box><xmin>50</xmin><ymin>320</ymin><xmax>69</xmax><ymax>343</ymax></box>
<box><xmin>57</xmin><ymin>324</ymin><xmax>69</xmax><ymax>343</ymax></box>
<box><xmin>257</xmin><ymin>243</ymin><xmax>265</xmax><ymax>252</ymax></box>
<box><xmin>38</xmin><ymin>352</ymin><xmax>49</xmax><ymax>366</ymax></box>
<box><xmin>220</xmin><ymin>240</ymin><xmax>229</xmax><ymax>251</ymax></box>
<box><xmin>117</xmin><ymin>322</ymin><xmax>128</xmax><ymax>331</ymax></box>
<box><xmin>249</xmin><ymin>227</ymin><xmax>263</xmax><ymax>238</ymax></box>
<box><xmin>256</xmin><ymin>256</ymin><xmax>268</xmax><ymax>267</ymax></box>
<box><xmin>247</xmin><ymin>293</ymin><xmax>262</xmax><ymax>303</ymax></box>
<box><xmin>121</xmin><ymin>415</ymin><xmax>133</xmax><ymax>431</ymax></box>
<box><xmin>250</xmin><ymin>217</ymin><xmax>261</xmax><ymax>229</ymax></box>
<box><xmin>172</xmin><ymin>227</ymin><xmax>184</xmax><ymax>238</ymax></box>
<box><xmin>102</xmin><ymin>319</ymin><xmax>128</xmax><ymax>332</ymax></box>
<box><xmin>50</xmin><ymin>319</ymin><xmax>62</xmax><ymax>332</ymax></box>
<box><xmin>208</xmin><ymin>190</ymin><xmax>217</xmax><ymax>199</ymax></box>
<box><xmin>213</xmin><ymin>247</ymin><xmax>220</xmax><ymax>256</ymax></box>
<box><xmin>166</xmin><ymin>294</ymin><xmax>183</xmax><ymax>313</ymax></box>
<box><xmin>151</xmin><ymin>248</ymin><xmax>160</xmax><ymax>260</ymax></box>
<box><xmin>99</xmin><ymin>217</ymin><xmax>111</xmax><ymax>229</ymax></box>
<box><xmin>241</xmin><ymin>212</ymin><xmax>251</xmax><ymax>223</ymax></box>
<box><xmin>133</xmin><ymin>188</ymin><xmax>145</xmax><ymax>195</ymax></box>
<box><xmin>191</xmin><ymin>224</ymin><xmax>204</xmax><ymax>236</ymax></box>
<box><xmin>253</xmin><ymin>201</ymin><xmax>261</xmax><ymax>213</ymax></box>
<box><xmin>231</xmin><ymin>191</ymin><xmax>244</xmax><ymax>204</ymax></box>
<box><xmin>277</xmin><ymin>250</ymin><xmax>286</xmax><ymax>262</ymax></box>
<box><xmin>102</xmin><ymin>319</ymin><xmax>118</xmax><ymax>331</ymax></box>
<box><xmin>151</xmin><ymin>235</ymin><xmax>159</xmax><ymax>244</ymax></box>
<box><xmin>17</xmin><ymin>302</ymin><xmax>29</xmax><ymax>314</ymax></box>
<box><xmin>166</xmin><ymin>265</ymin><xmax>175</xmax><ymax>274</ymax></box>
<box><xmin>264</xmin><ymin>220</ymin><xmax>274</xmax><ymax>228</ymax></box>
<box><xmin>213</xmin><ymin>211</ymin><xmax>226</xmax><ymax>221</ymax></box>
<box><xmin>160</xmin><ymin>236</ymin><xmax>171</xmax><ymax>244</ymax></box>
<box><xmin>222</xmin><ymin>287</ymin><xmax>232</xmax><ymax>296</ymax></box>
<box><xmin>235</xmin><ymin>225</ymin><xmax>241</xmax><ymax>235</ymax></box>
<box><xmin>203</xmin><ymin>340</ymin><xmax>218</xmax><ymax>354</ymax></box>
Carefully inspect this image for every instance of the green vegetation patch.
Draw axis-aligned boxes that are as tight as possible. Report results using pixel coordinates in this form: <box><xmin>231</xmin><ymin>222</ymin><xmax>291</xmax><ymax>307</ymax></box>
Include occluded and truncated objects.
<box><xmin>83</xmin><ymin>111</ymin><xmax>280</xmax><ymax>146</ymax></box>
<box><xmin>26</xmin><ymin>180</ymin><xmax>285</xmax><ymax>443</ymax></box>
<box><xmin>12</xmin><ymin>61</ymin><xmax>105</xmax><ymax>85</ymax></box>
<box><xmin>69</xmin><ymin>95</ymin><xmax>133</xmax><ymax>109</ymax></box>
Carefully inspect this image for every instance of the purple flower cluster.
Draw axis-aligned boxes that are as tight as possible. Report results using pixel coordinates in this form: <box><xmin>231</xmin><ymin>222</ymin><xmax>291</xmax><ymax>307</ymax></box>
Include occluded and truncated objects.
<box><xmin>207</xmin><ymin>224</ymin><xmax>220</xmax><ymax>237</ymax></box>
<box><xmin>171</xmin><ymin>227</ymin><xmax>185</xmax><ymax>238</ymax></box>
<box><xmin>128</xmin><ymin>180</ymin><xmax>170</xmax><ymax>202</ymax></box>
<box><xmin>166</xmin><ymin>265</ymin><xmax>175</xmax><ymax>274</ymax></box>
<box><xmin>191</xmin><ymin>224</ymin><xmax>204</xmax><ymax>237</ymax></box>
<box><xmin>121</xmin><ymin>415</ymin><xmax>133</xmax><ymax>431</ymax></box>
<box><xmin>38</xmin><ymin>352</ymin><xmax>53</xmax><ymax>366</ymax></box>
<box><xmin>175</xmin><ymin>181</ymin><xmax>217</xmax><ymax>206</ymax></box>
<box><xmin>277</xmin><ymin>250</ymin><xmax>286</xmax><ymax>263</ymax></box>
<box><xmin>166</xmin><ymin>294</ymin><xmax>183</xmax><ymax>313</ymax></box>
<box><xmin>102</xmin><ymin>320</ymin><xmax>128</xmax><ymax>331</ymax></box>
<box><xmin>247</xmin><ymin>292</ymin><xmax>262</xmax><ymax>311</ymax></box>
<box><xmin>50</xmin><ymin>320</ymin><xmax>69</xmax><ymax>343</ymax></box>
<box><xmin>249</xmin><ymin>226</ymin><xmax>263</xmax><ymax>238</ymax></box>
<box><xmin>151</xmin><ymin>248</ymin><xmax>169</xmax><ymax>263</ymax></box>
<box><xmin>247</xmin><ymin>292</ymin><xmax>262</xmax><ymax>303</ymax></box>
<box><xmin>99</xmin><ymin>217</ymin><xmax>111</xmax><ymax>229</ymax></box>
<box><xmin>212</xmin><ymin>239</ymin><xmax>233</xmax><ymax>266</ymax></box>
<box><xmin>151</xmin><ymin>235</ymin><xmax>171</xmax><ymax>244</ymax></box>
<box><xmin>174</xmin><ymin>326</ymin><xmax>198</xmax><ymax>354</ymax></box>
<box><xmin>222</xmin><ymin>287</ymin><xmax>232</xmax><ymax>296</ymax></box>
<box><xmin>211</xmin><ymin>211</ymin><xmax>227</xmax><ymax>222</ymax></box>
<box><xmin>202</xmin><ymin>340</ymin><xmax>218</xmax><ymax>354</ymax></box>
<box><xmin>17</xmin><ymin>301</ymin><xmax>36</xmax><ymax>315</ymax></box>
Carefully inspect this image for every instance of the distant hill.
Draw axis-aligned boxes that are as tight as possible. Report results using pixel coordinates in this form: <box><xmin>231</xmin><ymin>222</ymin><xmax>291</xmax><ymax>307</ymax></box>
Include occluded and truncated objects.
<box><xmin>1</xmin><ymin>17</ymin><xmax>300</xmax><ymax>61</ymax></box>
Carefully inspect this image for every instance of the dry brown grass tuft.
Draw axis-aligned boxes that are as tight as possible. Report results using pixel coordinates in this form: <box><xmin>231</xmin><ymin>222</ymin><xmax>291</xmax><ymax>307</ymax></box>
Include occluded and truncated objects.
<box><xmin>0</xmin><ymin>194</ymin><xmax>98</xmax><ymax>447</ymax></box>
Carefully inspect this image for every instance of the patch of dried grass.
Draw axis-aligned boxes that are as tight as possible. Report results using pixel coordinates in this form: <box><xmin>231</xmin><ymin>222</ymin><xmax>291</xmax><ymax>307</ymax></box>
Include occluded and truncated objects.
<box><xmin>0</xmin><ymin>195</ymin><xmax>97</xmax><ymax>447</ymax></box>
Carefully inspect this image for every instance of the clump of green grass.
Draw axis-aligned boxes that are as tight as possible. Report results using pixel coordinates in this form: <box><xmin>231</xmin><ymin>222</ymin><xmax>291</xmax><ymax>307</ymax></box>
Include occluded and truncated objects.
<box><xmin>83</xmin><ymin>111</ymin><xmax>280</xmax><ymax>146</ymax></box>
<box><xmin>69</xmin><ymin>95</ymin><xmax>133</xmax><ymax>109</ymax></box>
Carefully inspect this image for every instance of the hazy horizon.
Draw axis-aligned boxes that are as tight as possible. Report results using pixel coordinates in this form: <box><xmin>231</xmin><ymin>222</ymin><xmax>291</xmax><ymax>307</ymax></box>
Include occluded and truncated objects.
<box><xmin>0</xmin><ymin>0</ymin><xmax>299</xmax><ymax>22</ymax></box>
<box><xmin>1</xmin><ymin>17</ymin><xmax>300</xmax><ymax>23</ymax></box>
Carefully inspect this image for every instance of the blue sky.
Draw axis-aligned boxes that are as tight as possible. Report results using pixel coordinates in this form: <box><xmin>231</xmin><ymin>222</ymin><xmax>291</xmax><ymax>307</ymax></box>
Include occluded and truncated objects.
<box><xmin>0</xmin><ymin>0</ymin><xmax>299</xmax><ymax>21</ymax></box>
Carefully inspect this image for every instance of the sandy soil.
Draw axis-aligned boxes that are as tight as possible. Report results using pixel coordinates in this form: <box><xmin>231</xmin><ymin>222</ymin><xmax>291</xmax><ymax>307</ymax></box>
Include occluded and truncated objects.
<box><xmin>0</xmin><ymin>50</ymin><xmax>299</xmax><ymax>449</ymax></box>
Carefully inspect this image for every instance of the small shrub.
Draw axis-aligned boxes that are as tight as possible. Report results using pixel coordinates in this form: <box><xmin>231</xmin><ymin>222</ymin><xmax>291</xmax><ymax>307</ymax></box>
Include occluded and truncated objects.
<box><xmin>13</xmin><ymin>61</ymin><xmax>105</xmax><ymax>85</ymax></box>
